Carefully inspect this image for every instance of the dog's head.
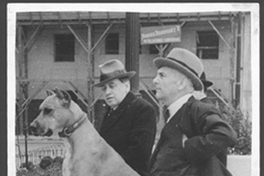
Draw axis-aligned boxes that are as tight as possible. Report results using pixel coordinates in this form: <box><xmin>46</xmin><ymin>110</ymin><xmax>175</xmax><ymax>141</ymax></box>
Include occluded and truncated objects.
<box><xmin>29</xmin><ymin>88</ymin><xmax>74</xmax><ymax>137</ymax></box>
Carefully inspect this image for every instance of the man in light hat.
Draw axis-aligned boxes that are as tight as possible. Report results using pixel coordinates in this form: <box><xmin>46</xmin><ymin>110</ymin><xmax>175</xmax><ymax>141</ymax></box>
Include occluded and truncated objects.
<box><xmin>149</xmin><ymin>48</ymin><xmax>236</xmax><ymax>176</ymax></box>
<box><xmin>94</xmin><ymin>59</ymin><xmax>156</xmax><ymax>176</ymax></box>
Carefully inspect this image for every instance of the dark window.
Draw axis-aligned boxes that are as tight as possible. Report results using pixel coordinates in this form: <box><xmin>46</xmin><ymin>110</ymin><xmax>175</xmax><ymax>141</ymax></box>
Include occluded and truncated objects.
<box><xmin>196</xmin><ymin>31</ymin><xmax>219</xmax><ymax>59</ymax></box>
<box><xmin>105</xmin><ymin>33</ymin><xmax>119</xmax><ymax>54</ymax></box>
<box><xmin>149</xmin><ymin>44</ymin><xmax>159</xmax><ymax>54</ymax></box>
<box><xmin>54</xmin><ymin>34</ymin><xmax>75</xmax><ymax>62</ymax></box>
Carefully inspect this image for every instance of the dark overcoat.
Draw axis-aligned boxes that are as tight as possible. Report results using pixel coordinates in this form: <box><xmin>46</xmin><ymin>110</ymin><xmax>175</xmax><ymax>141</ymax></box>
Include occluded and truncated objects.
<box><xmin>200</xmin><ymin>96</ymin><xmax>228</xmax><ymax>166</ymax></box>
<box><xmin>149</xmin><ymin>96</ymin><xmax>237</xmax><ymax>176</ymax></box>
<box><xmin>99</xmin><ymin>92</ymin><xmax>157</xmax><ymax>176</ymax></box>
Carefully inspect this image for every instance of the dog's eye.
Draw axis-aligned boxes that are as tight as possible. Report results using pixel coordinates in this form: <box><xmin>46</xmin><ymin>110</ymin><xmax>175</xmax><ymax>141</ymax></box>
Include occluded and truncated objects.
<box><xmin>43</xmin><ymin>108</ymin><xmax>53</xmax><ymax>114</ymax></box>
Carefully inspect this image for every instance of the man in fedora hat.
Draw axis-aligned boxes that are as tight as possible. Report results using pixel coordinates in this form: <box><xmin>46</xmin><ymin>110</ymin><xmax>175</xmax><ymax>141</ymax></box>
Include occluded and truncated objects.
<box><xmin>149</xmin><ymin>48</ymin><xmax>236</xmax><ymax>176</ymax></box>
<box><xmin>94</xmin><ymin>59</ymin><xmax>156</xmax><ymax>176</ymax></box>
<box><xmin>193</xmin><ymin>72</ymin><xmax>213</xmax><ymax>101</ymax></box>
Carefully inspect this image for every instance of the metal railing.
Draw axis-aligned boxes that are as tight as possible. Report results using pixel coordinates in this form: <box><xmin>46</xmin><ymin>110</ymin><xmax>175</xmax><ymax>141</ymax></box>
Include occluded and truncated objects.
<box><xmin>16</xmin><ymin>144</ymin><xmax>65</xmax><ymax>169</ymax></box>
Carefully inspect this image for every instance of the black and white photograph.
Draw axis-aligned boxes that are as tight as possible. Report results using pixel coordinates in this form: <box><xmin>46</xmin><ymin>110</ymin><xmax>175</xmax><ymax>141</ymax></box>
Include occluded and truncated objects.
<box><xmin>7</xmin><ymin>3</ymin><xmax>259</xmax><ymax>176</ymax></box>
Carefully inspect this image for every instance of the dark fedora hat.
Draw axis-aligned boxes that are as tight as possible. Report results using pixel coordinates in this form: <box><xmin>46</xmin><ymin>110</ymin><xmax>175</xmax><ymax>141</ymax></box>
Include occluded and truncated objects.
<box><xmin>154</xmin><ymin>47</ymin><xmax>204</xmax><ymax>90</ymax></box>
<box><xmin>200</xmin><ymin>72</ymin><xmax>213</xmax><ymax>88</ymax></box>
<box><xmin>93</xmin><ymin>59</ymin><xmax>136</xmax><ymax>87</ymax></box>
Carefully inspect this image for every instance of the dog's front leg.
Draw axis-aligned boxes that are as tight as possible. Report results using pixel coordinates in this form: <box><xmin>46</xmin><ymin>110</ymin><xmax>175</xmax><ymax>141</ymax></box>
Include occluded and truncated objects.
<box><xmin>62</xmin><ymin>142</ymin><xmax>73</xmax><ymax>176</ymax></box>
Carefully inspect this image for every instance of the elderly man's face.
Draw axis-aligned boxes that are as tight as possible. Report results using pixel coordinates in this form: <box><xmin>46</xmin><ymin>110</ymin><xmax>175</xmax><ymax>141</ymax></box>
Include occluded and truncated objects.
<box><xmin>101</xmin><ymin>79</ymin><xmax>129</xmax><ymax>109</ymax></box>
<box><xmin>153</xmin><ymin>67</ymin><xmax>183</xmax><ymax>106</ymax></box>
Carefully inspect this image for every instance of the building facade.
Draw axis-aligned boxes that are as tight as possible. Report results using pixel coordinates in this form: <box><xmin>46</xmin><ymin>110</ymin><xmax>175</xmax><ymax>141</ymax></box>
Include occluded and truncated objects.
<box><xmin>15</xmin><ymin>11</ymin><xmax>251</xmax><ymax>135</ymax></box>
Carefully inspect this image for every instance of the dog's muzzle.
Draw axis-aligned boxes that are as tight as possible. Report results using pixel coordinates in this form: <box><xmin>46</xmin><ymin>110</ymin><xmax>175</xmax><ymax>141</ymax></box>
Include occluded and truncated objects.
<box><xmin>29</xmin><ymin>125</ymin><xmax>38</xmax><ymax>136</ymax></box>
<box><xmin>29</xmin><ymin>123</ymin><xmax>53</xmax><ymax>137</ymax></box>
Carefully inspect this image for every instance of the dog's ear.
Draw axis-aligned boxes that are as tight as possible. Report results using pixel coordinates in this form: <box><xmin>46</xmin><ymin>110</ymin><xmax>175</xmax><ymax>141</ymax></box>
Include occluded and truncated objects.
<box><xmin>54</xmin><ymin>88</ymin><xmax>71</xmax><ymax>107</ymax></box>
<box><xmin>46</xmin><ymin>89</ymin><xmax>55</xmax><ymax>97</ymax></box>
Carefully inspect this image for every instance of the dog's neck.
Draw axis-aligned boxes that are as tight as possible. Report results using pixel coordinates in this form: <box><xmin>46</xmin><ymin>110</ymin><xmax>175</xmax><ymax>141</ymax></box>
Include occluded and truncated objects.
<box><xmin>59</xmin><ymin>113</ymin><xmax>87</xmax><ymax>138</ymax></box>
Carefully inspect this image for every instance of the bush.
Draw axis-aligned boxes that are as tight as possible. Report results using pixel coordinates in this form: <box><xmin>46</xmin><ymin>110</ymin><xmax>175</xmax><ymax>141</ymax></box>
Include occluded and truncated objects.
<box><xmin>53</xmin><ymin>156</ymin><xmax>64</xmax><ymax>165</ymax></box>
<box><xmin>39</xmin><ymin>156</ymin><xmax>53</xmax><ymax>169</ymax></box>
<box><xmin>17</xmin><ymin>156</ymin><xmax>63</xmax><ymax>176</ymax></box>
<box><xmin>217</xmin><ymin>103</ymin><xmax>252</xmax><ymax>155</ymax></box>
<box><xmin>20</xmin><ymin>161</ymin><xmax>34</xmax><ymax>170</ymax></box>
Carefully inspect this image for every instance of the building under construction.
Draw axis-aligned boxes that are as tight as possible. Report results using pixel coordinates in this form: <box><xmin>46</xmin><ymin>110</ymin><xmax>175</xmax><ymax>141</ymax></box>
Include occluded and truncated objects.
<box><xmin>15</xmin><ymin>11</ymin><xmax>252</xmax><ymax>136</ymax></box>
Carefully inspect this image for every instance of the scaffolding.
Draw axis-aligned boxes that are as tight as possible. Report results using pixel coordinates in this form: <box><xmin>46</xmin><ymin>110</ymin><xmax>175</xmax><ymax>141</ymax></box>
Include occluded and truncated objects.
<box><xmin>15</xmin><ymin>11</ymin><xmax>245</xmax><ymax>168</ymax></box>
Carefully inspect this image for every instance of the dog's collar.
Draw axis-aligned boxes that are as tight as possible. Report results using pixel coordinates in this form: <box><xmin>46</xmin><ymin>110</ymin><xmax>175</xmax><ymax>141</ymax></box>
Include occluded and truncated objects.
<box><xmin>59</xmin><ymin>113</ymin><xmax>87</xmax><ymax>138</ymax></box>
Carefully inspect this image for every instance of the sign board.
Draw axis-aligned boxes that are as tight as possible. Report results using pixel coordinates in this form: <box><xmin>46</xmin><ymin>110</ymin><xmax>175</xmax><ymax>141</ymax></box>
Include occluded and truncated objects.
<box><xmin>140</xmin><ymin>25</ymin><xmax>181</xmax><ymax>45</ymax></box>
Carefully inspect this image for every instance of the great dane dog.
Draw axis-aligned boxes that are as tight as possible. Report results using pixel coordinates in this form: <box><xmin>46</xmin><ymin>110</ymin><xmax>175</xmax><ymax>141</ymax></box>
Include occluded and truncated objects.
<box><xmin>29</xmin><ymin>88</ymin><xmax>139</xmax><ymax>176</ymax></box>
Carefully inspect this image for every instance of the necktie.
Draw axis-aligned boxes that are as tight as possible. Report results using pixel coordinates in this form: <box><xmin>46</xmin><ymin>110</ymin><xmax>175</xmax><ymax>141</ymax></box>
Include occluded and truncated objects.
<box><xmin>164</xmin><ymin>108</ymin><xmax>170</xmax><ymax>123</ymax></box>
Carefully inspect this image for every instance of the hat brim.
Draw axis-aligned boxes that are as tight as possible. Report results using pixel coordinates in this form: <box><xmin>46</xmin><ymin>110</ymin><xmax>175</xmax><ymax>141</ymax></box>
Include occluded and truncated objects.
<box><xmin>202</xmin><ymin>80</ymin><xmax>213</xmax><ymax>88</ymax></box>
<box><xmin>154</xmin><ymin>57</ymin><xmax>204</xmax><ymax>91</ymax></box>
<box><xmin>93</xmin><ymin>71</ymin><xmax>136</xmax><ymax>87</ymax></box>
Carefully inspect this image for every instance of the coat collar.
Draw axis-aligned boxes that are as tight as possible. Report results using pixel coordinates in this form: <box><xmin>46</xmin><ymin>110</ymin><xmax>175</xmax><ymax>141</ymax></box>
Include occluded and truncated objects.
<box><xmin>100</xmin><ymin>92</ymin><xmax>138</xmax><ymax>132</ymax></box>
<box><xmin>104</xmin><ymin>91</ymin><xmax>137</xmax><ymax>114</ymax></box>
<box><xmin>114</xmin><ymin>91</ymin><xmax>137</xmax><ymax>112</ymax></box>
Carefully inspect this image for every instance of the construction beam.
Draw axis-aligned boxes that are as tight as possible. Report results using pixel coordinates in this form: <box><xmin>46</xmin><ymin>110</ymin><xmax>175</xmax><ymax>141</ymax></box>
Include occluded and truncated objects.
<box><xmin>17</xmin><ymin>12</ymin><xmax>234</xmax><ymax>26</ymax></box>
<box><xmin>65</xmin><ymin>81</ymin><xmax>88</xmax><ymax>108</ymax></box>
<box><xmin>16</xmin><ymin>81</ymin><xmax>47</xmax><ymax>121</ymax></box>
<box><xmin>155</xmin><ymin>44</ymin><xmax>169</xmax><ymax>57</ymax></box>
<box><xmin>90</xmin><ymin>93</ymin><xmax>103</xmax><ymax>111</ymax></box>
<box><xmin>235</xmin><ymin>13</ymin><xmax>242</xmax><ymax>108</ymax></box>
<box><xmin>66</xmin><ymin>81</ymin><xmax>87</xmax><ymax>101</ymax></box>
<box><xmin>77</xmin><ymin>12</ymin><xmax>82</xmax><ymax>25</ymax></box>
<box><xmin>57</xmin><ymin>12</ymin><xmax>62</xmax><ymax>27</ymax></box>
<box><xmin>139</xmin><ymin>80</ymin><xmax>159</xmax><ymax>106</ymax></box>
<box><xmin>208</xmin><ymin>87</ymin><xmax>235</xmax><ymax>112</ymax></box>
<box><xmin>17</xmin><ymin>25</ymin><xmax>25</xmax><ymax>135</ymax></box>
<box><xmin>180</xmin><ymin>21</ymin><xmax>186</xmax><ymax>27</ymax></box>
<box><xmin>87</xmin><ymin>22</ymin><xmax>95</xmax><ymax>123</ymax></box>
<box><xmin>21</xmin><ymin>81</ymin><xmax>48</xmax><ymax>107</ymax></box>
<box><xmin>125</xmin><ymin>12</ymin><xmax>140</xmax><ymax>94</ymax></box>
<box><xmin>91</xmin><ymin>23</ymin><xmax>113</xmax><ymax>53</ymax></box>
<box><xmin>16</xmin><ymin>78</ymin><xmax>89</xmax><ymax>82</ymax></box>
<box><xmin>229</xmin><ymin>15</ymin><xmax>236</xmax><ymax>105</ymax></box>
<box><xmin>208</xmin><ymin>20</ymin><xmax>231</xmax><ymax>49</ymax></box>
<box><xmin>23</xmin><ymin>25</ymin><xmax>42</xmax><ymax>52</ymax></box>
<box><xmin>67</xmin><ymin>24</ymin><xmax>89</xmax><ymax>53</ymax></box>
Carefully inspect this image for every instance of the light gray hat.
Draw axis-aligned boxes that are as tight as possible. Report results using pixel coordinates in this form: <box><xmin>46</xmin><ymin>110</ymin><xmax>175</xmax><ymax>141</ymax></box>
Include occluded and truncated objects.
<box><xmin>154</xmin><ymin>47</ymin><xmax>204</xmax><ymax>90</ymax></box>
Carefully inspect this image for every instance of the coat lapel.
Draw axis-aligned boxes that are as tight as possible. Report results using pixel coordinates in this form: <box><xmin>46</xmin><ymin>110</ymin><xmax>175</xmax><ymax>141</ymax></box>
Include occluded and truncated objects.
<box><xmin>178</xmin><ymin>96</ymin><xmax>199</xmax><ymax>138</ymax></box>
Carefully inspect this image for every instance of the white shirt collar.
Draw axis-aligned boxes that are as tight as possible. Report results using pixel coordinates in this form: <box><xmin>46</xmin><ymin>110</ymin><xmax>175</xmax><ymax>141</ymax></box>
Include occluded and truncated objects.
<box><xmin>192</xmin><ymin>91</ymin><xmax>206</xmax><ymax>100</ymax></box>
<box><xmin>166</xmin><ymin>93</ymin><xmax>192</xmax><ymax>123</ymax></box>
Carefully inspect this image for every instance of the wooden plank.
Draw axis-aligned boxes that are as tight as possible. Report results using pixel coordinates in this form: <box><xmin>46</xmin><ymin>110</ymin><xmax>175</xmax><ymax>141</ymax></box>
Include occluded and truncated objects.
<box><xmin>64</xmin><ymin>82</ymin><xmax>88</xmax><ymax>108</ymax></box>
<box><xmin>60</xmin><ymin>12</ymin><xmax>79</xmax><ymax>20</ymax></box>
<box><xmin>23</xmin><ymin>25</ymin><xmax>41</xmax><ymax>51</ymax></box>
<box><xmin>67</xmin><ymin>24</ymin><xmax>89</xmax><ymax>53</ymax></box>
<box><xmin>17</xmin><ymin>11</ymin><xmax>235</xmax><ymax>21</ymax></box>
<box><xmin>208</xmin><ymin>20</ymin><xmax>231</xmax><ymax>49</ymax></box>
<box><xmin>91</xmin><ymin>23</ymin><xmax>113</xmax><ymax>52</ymax></box>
